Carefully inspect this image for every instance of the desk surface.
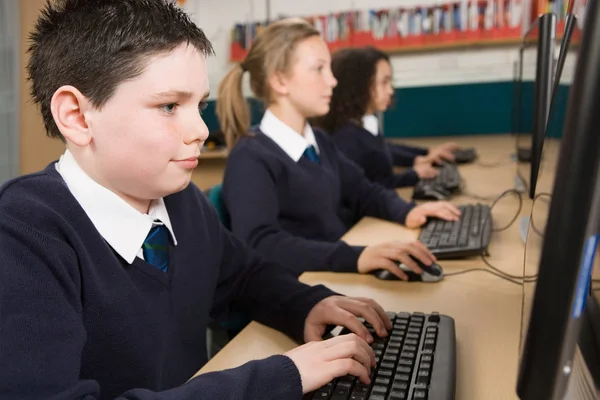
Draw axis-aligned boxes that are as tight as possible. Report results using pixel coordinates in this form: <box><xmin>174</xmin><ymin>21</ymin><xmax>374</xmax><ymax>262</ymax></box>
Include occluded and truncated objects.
<box><xmin>195</xmin><ymin>134</ymin><xmax>566</xmax><ymax>400</ymax></box>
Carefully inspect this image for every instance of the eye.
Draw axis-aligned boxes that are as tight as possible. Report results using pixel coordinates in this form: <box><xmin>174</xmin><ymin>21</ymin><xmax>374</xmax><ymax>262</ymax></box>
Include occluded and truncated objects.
<box><xmin>198</xmin><ymin>101</ymin><xmax>208</xmax><ymax>115</ymax></box>
<box><xmin>159</xmin><ymin>103</ymin><xmax>178</xmax><ymax>114</ymax></box>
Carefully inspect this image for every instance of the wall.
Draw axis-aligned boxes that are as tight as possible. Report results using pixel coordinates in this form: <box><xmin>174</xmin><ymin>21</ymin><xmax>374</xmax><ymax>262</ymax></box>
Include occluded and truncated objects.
<box><xmin>19</xmin><ymin>0</ymin><xmax>65</xmax><ymax>175</ymax></box>
<box><xmin>183</xmin><ymin>0</ymin><xmax>577</xmax><ymax>138</ymax></box>
<box><xmin>0</xmin><ymin>0</ymin><xmax>20</xmax><ymax>183</ymax></box>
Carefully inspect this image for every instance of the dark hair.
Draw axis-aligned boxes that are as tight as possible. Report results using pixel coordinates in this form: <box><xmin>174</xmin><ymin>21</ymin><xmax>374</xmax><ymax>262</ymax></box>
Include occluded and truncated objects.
<box><xmin>314</xmin><ymin>46</ymin><xmax>390</xmax><ymax>134</ymax></box>
<box><xmin>27</xmin><ymin>0</ymin><xmax>214</xmax><ymax>141</ymax></box>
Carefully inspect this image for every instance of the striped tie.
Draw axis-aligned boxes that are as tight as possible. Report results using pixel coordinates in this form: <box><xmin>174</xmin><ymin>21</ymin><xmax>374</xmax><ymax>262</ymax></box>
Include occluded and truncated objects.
<box><xmin>142</xmin><ymin>224</ymin><xmax>170</xmax><ymax>272</ymax></box>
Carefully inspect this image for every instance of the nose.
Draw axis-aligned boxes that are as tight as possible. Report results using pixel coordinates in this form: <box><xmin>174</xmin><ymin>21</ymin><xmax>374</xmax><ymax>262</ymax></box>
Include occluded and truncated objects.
<box><xmin>184</xmin><ymin>111</ymin><xmax>210</xmax><ymax>145</ymax></box>
<box><xmin>329</xmin><ymin>75</ymin><xmax>338</xmax><ymax>89</ymax></box>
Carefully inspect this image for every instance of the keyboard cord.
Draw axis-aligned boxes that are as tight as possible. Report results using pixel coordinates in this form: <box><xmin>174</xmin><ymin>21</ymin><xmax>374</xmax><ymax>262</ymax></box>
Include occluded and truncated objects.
<box><xmin>474</xmin><ymin>154</ymin><xmax>515</xmax><ymax>168</ymax></box>
<box><xmin>444</xmin><ymin>189</ymin><xmax>539</xmax><ymax>286</ymax></box>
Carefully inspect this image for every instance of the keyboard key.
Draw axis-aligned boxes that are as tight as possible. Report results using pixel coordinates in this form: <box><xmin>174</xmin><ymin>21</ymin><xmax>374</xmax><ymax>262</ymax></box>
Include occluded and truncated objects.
<box><xmin>312</xmin><ymin>389</ymin><xmax>331</xmax><ymax>398</ymax></box>
<box><xmin>420</xmin><ymin>354</ymin><xmax>433</xmax><ymax>363</ymax></box>
<box><xmin>387</xmin><ymin>341</ymin><xmax>402</xmax><ymax>349</ymax></box>
<box><xmin>392</xmin><ymin>381</ymin><xmax>409</xmax><ymax>391</ymax></box>
<box><xmin>371</xmin><ymin>386</ymin><xmax>387</xmax><ymax>395</ymax></box>
<box><xmin>330</xmin><ymin>388</ymin><xmax>351</xmax><ymax>400</ymax></box>
<box><xmin>375</xmin><ymin>377</ymin><xmax>390</xmax><ymax>386</ymax></box>
<box><xmin>378</xmin><ymin>369</ymin><xmax>393</xmax><ymax>378</ymax></box>
<box><xmin>388</xmin><ymin>390</ymin><xmax>408</xmax><ymax>399</ymax></box>
<box><xmin>398</xmin><ymin>358</ymin><xmax>413</xmax><ymax>367</ymax></box>
<box><xmin>386</xmin><ymin>348</ymin><xmax>400</xmax><ymax>356</ymax></box>
<box><xmin>417</xmin><ymin>370</ymin><xmax>430</xmax><ymax>384</ymax></box>
<box><xmin>350</xmin><ymin>394</ymin><xmax>366</xmax><ymax>400</ymax></box>
<box><xmin>419</xmin><ymin>362</ymin><xmax>431</xmax><ymax>370</ymax></box>
<box><xmin>413</xmin><ymin>389</ymin><xmax>428</xmax><ymax>399</ymax></box>
<box><xmin>396</xmin><ymin>366</ymin><xmax>412</xmax><ymax>374</ymax></box>
<box><xmin>367</xmin><ymin>395</ymin><xmax>385</xmax><ymax>400</ymax></box>
<box><xmin>353</xmin><ymin>383</ymin><xmax>369</xmax><ymax>393</ymax></box>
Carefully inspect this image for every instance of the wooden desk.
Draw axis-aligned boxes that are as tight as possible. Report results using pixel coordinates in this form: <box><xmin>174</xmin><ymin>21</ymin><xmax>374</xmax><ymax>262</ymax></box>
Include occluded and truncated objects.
<box><xmin>195</xmin><ymin>134</ymin><xmax>561</xmax><ymax>400</ymax></box>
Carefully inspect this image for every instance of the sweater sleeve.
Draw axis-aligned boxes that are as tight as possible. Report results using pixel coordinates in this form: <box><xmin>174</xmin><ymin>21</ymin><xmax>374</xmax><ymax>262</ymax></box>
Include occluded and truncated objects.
<box><xmin>334</xmin><ymin>133</ymin><xmax>419</xmax><ymax>189</ymax></box>
<box><xmin>222</xmin><ymin>149</ymin><xmax>364</xmax><ymax>276</ymax></box>
<box><xmin>334</xmin><ymin>147</ymin><xmax>416</xmax><ymax>224</ymax></box>
<box><xmin>0</xmin><ymin>211</ymin><xmax>303</xmax><ymax>400</ymax></box>
<box><xmin>379</xmin><ymin>169</ymin><xmax>420</xmax><ymax>189</ymax></box>
<box><xmin>388</xmin><ymin>143</ymin><xmax>429</xmax><ymax>166</ymax></box>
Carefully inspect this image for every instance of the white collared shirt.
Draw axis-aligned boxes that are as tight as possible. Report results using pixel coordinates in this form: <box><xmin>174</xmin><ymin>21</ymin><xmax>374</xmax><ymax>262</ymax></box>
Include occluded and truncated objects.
<box><xmin>362</xmin><ymin>114</ymin><xmax>380</xmax><ymax>136</ymax></box>
<box><xmin>56</xmin><ymin>150</ymin><xmax>177</xmax><ymax>264</ymax></box>
<box><xmin>260</xmin><ymin>109</ymin><xmax>319</xmax><ymax>162</ymax></box>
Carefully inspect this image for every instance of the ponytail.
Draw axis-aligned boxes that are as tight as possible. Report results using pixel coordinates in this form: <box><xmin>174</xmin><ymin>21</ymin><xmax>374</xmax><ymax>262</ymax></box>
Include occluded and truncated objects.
<box><xmin>216</xmin><ymin>63</ymin><xmax>250</xmax><ymax>150</ymax></box>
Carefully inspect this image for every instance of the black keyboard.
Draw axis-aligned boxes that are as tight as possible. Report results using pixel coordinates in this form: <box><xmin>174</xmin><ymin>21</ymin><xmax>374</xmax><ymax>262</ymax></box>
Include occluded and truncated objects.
<box><xmin>414</xmin><ymin>163</ymin><xmax>461</xmax><ymax>198</ymax></box>
<box><xmin>418</xmin><ymin>203</ymin><xmax>492</xmax><ymax>259</ymax></box>
<box><xmin>305</xmin><ymin>311</ymin><xmax>456</xmax><ymax>400</ymax></box>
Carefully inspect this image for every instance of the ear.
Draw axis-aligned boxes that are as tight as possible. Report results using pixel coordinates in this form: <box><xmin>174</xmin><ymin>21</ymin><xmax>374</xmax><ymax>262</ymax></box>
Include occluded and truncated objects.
<box><xmin>267</xmin><ymin>71</ymin><xmax>290</xmax><ymax>98</ymax></box>
<box><xmin>50</xmin><ymin>85</ymin><xmax>94</xmax><ymax>147</ymax></box>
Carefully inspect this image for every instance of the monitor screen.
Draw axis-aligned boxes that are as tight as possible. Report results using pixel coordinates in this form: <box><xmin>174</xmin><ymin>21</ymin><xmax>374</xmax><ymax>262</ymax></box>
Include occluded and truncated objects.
<box><xmin>516</xmin><ymin>0</ymin><xmax>600</xmax><ymax>397</ymax></box>
<box><xmin>513</xmin><ymin>15</ymin><xmax>555</xmax><ymax>196</ymax></box>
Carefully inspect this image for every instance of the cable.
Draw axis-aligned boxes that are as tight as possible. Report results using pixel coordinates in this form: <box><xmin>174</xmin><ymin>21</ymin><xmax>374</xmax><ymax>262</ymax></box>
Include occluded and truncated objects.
<box><xmin>474</xmin><ymin>156</ymin><xmax>514</xmax><ymax>168</ymax></box>
<box><xmin>458</xmin><ymin>180</ymin><xmax>502</xmax><ymax>202</ymax></box>
<box><xmin>529</xmin><ymin>192</ymin><xmax>552</xmax><ymax>237</ymax></box>
<box><xmin>444</xmin><ymin>267</ymin><xmax>529</xmax><ymax>285</ymax></box>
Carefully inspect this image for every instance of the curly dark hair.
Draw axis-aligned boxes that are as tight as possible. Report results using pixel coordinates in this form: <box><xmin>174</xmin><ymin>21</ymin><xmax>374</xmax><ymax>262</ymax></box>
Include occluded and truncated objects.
<box><xmin>27</xmin><ymin>0</ymin><xmax>213</xmax><ymax>141</ymax></box>
<box><xmin>314</xmin><ymin>46</ymin><xmax>390</xmax><ymax>133</ymax></box>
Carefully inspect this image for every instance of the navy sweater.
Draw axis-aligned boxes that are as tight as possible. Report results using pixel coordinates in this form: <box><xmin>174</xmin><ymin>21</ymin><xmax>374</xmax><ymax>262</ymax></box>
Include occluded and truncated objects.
<box><xmin>388</xmin><ymin>142</ymin><xmax>429</xmax><ymax>167</ymax></box>
<box><xmin>0</xmin><ymin>164</ymin><xmax>337</xmax><ymax>400</ymax></box>
<box><xmin>332</xmin><ymin>122</ymin><xmax>420</xmax><ymax>189</ymax></box>
<box><xmin>222</xmin><ymin>128</ymin><xmax>415</xmax><ymax>277</ymax></box>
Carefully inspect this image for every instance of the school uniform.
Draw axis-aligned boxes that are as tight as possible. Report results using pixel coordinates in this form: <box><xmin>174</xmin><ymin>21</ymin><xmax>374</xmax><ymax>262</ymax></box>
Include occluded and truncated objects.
<box><xmin>0</xmin><ymin>150</ymin><xmax>337</xmax><ymax>400</ymax></box>
<box><xmin>354</xmin><ymin>115</ymin><xmax>429</xmax><ymax>167</ymax></box>
<box><xmin>222</xmin><ymin>110</ymin><xmax>415</xmax><ymax>277</ymax></box>
<box><xmin>332</xmin><ymin>116</ymin><xmax>420</xmax><ymax>189</ymax></box>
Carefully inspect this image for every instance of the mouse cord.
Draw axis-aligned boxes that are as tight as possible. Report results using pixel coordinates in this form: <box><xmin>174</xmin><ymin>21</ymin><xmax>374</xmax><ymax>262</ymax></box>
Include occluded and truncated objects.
<box><xmin>444</xmin><ymin>189</ymin><xmax>537</xmax><ymax>286</ymax></box>
<box><xmin>528</xmin><ymin>192</ymin><xmax>552</xmax><ymax>237</ymax></box>
<box><xmin>458</xmin><ymin>180</ymin><xmax>502</xmax><ymax>202</ymax></box>
<box><xmin>474</xmin><ymin>154</ymin><xmax>514</xmax><ymax>168</ymax></box>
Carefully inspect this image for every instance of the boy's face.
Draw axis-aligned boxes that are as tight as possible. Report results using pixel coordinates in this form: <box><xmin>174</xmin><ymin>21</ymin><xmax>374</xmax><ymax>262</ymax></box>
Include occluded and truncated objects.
<box><xmin>82</xmin><ymin>43</ymin><xmax>209</xmax><ymax>203</ymax></box>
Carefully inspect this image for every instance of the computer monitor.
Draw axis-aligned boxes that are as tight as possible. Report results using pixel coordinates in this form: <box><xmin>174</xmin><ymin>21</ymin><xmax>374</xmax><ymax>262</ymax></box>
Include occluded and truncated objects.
<box><xmin>513</xmin><ymin>13</ymin><xmax>556</xmax><ymax>197</ymax></box>
<box><xmin>528</xmin><ymin>12</ymin><xmax>556</xmax><ymax>200</ymax></box>
<box><xmin>516</xmin><ymin>0</ymin><xmax>600</xmax><ymax>396</ymax></box>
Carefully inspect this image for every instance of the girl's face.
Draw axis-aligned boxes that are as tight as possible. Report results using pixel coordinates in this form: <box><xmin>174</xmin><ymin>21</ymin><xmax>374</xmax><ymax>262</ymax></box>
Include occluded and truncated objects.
<box><xmin>273</xmin><ymin>36</ymin><xmax>338</xmax><ymax>118</ymax></box>
<box><xmin>369</xmin><ymin>59</ymin><xmax>394</xmax><ymax>114</ymax></box>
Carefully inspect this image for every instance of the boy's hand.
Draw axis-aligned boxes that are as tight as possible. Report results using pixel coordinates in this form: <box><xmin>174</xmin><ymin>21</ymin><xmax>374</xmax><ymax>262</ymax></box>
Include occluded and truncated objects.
<box><xmin>357</xmin><ymin>240</ymin><xmax>435</xmax><ymax>281</ymax></box>
<box><xmin>304</xmin><ymin>296</ymin><xmax>392</xmax><ymax>344</ymax></box>
<box><xmin>284</xmin><ymin>333</ymin><xmax>375</xmax><ymax>393</ymax></box>
<box><xmin>405</xmin><ymin>201</ymin><xmax>462</xmax><ymax>228</ymax></box>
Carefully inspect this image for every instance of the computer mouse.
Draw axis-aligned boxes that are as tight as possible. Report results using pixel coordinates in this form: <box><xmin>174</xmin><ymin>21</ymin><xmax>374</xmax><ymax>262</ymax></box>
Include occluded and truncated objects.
<box><xmin>453</xmin><ymin>148</ymin><xmax>477</xmax><ymax>164</ymax></box>
<box><xmin>373</xmin><ymin>257</ymin><xmax>444</xmax><ymax>282</ymax></box>
<box><xmin>413</xmin><ymin>185</ymin><xmax>451</xmax><ymax>201</ymax></box>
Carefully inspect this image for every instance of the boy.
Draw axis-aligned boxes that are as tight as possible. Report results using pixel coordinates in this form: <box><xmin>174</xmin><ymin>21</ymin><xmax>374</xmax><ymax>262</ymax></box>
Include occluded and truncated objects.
<box><xmin>0</xmin><ymin>1</ymin><xmax>392</xmax><ymax>399</ymax></box>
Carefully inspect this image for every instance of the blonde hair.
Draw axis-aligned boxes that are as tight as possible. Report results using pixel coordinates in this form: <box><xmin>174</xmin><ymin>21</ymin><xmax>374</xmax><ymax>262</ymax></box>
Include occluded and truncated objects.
<box><xmin>217</xmin><ymin>18</ymin><xmax>320</xmax><ymax>149</ymax></box>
